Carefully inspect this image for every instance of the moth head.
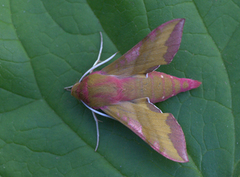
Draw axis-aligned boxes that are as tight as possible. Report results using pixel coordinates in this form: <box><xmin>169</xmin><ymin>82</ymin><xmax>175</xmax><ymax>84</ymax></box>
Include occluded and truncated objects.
<box><xmin>70</xmin><ymin>77</ymin><xmax>89</xmax><ymax>105</ymax></box>
<box><xmin>71</xmin><ymin>82</ymin><xmax>81</xmax><ymax>100</ymax></box>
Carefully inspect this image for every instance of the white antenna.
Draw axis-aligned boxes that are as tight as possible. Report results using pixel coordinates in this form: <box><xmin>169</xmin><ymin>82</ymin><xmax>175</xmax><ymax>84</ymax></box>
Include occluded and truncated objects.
<box><xmin>65</xmin><ymin>32</ymin><xmax>117</xmax><ymax>151</ymax></box>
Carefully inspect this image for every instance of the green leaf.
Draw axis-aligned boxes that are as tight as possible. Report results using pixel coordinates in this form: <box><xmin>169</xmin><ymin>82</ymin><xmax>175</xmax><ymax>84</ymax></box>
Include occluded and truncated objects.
<box><xmin>0</xmin><ymin>0</ymin><xmax>239</xmax><ymax>176</ymax></box>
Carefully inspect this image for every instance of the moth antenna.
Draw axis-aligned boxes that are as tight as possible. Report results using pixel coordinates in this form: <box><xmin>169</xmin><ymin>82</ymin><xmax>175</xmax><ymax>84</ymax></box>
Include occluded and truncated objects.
<box><xmin>81</xmin><ymin>100</ymin><xmax>115</xmax><ymax>119</ymax></box>
<box><xmin>91</xmin><ymin>32</ymin><xmax>103</xmax><ymax>70</ymax></box>
<box><xmin>92</xmin><ymin>111</ymin><xmax>100</xmax><ymax>151</ymax></box>
<box><xmin>79</xmin><ymin>52</ymin><xmax>118</xmax><ymax>83</ymax></box>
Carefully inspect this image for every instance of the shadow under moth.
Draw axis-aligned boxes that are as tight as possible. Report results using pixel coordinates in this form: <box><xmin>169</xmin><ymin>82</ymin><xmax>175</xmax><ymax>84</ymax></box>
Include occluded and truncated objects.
<box><xmin>65</xmin><ymin>19</ymin><xmax>201</xmax><ymax>163</ymax></box>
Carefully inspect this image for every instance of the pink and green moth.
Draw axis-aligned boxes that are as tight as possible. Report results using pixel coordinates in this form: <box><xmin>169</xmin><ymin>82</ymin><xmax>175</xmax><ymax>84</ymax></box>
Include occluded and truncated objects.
<box><xmin>65</xmin><ymin>19</ymin><xmax>201</xmax><ymax>163</ymax></box>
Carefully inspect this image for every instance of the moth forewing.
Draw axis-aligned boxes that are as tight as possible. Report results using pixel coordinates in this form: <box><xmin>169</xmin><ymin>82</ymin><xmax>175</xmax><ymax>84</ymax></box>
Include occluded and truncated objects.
<box><xmin>66</xmin><ymin>19</ymin><xmax>201</xmax><ymax>163</ymax></box>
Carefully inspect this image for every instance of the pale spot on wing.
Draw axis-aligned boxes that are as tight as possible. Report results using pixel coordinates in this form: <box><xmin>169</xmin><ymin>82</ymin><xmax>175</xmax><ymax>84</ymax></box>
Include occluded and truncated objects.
<box><xmin>125</xmin><ymin>46</ymin><xmax>141</xmax><ymax>63</ymax></box>
<box><xmin>146</xmin><ymin>73</ymin><xmax>148</xmax><ymax>78</ymax></box>
<box><xmin>153</xmin><ymin>141</ymin><xmax>161</xmax><ymax>151</ymax></box>
<box><xmin>161</xmin><ymin>75</ymin><xmax>164</xmax><ymax>78</ymax></box>
<box><xmin>122</xmin><ymin>115</ymin><xmax>128</xmax><ymax>122</ymax></box>
<box><xmin>128</xmin><ymin>118</ymin><xmax>144</xmax><ymax>138</ymax></box>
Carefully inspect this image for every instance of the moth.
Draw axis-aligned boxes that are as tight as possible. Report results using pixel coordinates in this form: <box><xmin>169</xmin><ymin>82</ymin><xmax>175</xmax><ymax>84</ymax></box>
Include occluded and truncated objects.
<box><xmin>65</xmin><ymin>19</ymin><xmax>201</xmax><ymax>163</ymax></box>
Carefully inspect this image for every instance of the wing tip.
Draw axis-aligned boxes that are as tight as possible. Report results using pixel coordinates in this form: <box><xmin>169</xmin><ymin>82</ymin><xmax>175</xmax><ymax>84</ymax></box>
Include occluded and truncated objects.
<box><xmin>167</xmin><ymin>155</ymin><xmax>189</xmax><ymax>163</ymax></box>
<box><xmin>165</xmin><ymin>113</ymin><xmax>189</xmax><ymax>163</ymax></box>
<box><xmin>163</xmin><ymin>18</ymin><xmax>185</xmax><ymax>64</ymax></box>
<box><xmin>145</xmin><ymin>112</ymin><xmax>188</xmax><ymax>163</ymax></box>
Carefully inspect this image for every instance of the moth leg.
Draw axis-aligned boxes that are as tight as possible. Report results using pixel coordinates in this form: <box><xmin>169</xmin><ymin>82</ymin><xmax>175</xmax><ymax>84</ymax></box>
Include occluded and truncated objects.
<box><xmin>64</xmin><ymin>85</ymin><xmax>73</xmax><ymax>91</ymax></box>
<box><xmin>92</xmin><ymin>111</ymin><xmax>100</xmax><ymax>151</ymax></box>
<box><xmin>91</xmin><ymin>110</ymin><xmax>116</xmax><ymax>151</ymax></box>
<box><xmin>81</xmin><ymin>100</ymin><xmax>116</xmax><ymax>120</ymax></box>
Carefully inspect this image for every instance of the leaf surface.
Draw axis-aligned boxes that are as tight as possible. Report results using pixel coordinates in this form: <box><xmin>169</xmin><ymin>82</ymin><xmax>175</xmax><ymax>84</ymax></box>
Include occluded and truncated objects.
<box><xmin>0</xmin><ymin>0</ymin><xmax>239</xmax><ymax>176</ymax></box>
